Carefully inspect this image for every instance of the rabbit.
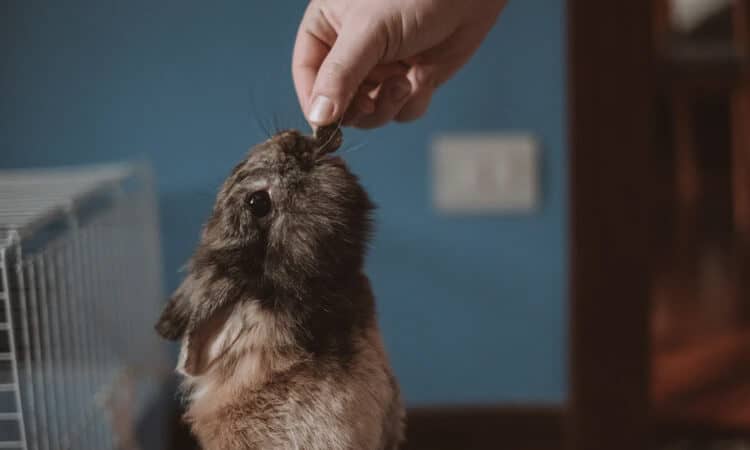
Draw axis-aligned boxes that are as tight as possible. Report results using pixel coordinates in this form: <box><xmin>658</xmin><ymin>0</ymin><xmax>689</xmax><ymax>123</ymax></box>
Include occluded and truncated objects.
<box><xmin>154</xmin><ymin>124</ymin><xmax>405</xmax><ymax>450</ymax></box>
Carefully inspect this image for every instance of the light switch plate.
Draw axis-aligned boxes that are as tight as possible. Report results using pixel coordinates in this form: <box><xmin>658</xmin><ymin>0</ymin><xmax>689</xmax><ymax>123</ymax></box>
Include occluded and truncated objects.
<box><xmin>432</xmin><ymin>133</ymin><xmax>540</xmax><ymax>214</ymax></box>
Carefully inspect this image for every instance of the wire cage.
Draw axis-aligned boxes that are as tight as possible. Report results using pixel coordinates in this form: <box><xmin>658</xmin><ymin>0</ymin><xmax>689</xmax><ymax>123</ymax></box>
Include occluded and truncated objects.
<box><xmin>0</xmin><ymin>163</ymin><xmax>169</xmax><ymax>450</ymax></box>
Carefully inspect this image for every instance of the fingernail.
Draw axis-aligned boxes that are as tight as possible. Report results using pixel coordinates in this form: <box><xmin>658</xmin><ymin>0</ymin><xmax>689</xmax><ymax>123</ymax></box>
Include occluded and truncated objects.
<box><xmin>309</xmin><ymin>96</ymin><xmax>335</xmax><ymax>125</ymax></box>
<box><xmin>389</xmin><ymin>80</ymin><xmax>411</xmax><ymax>102</ymax></box>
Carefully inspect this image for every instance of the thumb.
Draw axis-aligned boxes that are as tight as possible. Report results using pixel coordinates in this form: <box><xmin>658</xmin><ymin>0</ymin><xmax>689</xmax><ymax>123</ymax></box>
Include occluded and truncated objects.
<box><xmin>307</xmin><ymin>22</ymin><xmax>386</xmax><ymax>126</ymax></box>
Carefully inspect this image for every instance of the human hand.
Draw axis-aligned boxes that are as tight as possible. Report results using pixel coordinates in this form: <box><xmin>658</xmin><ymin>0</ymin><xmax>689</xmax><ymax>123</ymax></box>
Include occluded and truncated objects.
<box><xmin>292</xmin><ymin>0</ymin><xmax>507</xmax><ymax>129</ymax></box>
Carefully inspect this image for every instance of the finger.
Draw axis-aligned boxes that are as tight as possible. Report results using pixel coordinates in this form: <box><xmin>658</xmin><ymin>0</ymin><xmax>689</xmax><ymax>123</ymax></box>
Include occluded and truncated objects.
<box><xmin>394</xmin><ymin>88</ymin><xmax>433</xmax><ymax>122</ymax></box>
<box><xmin>343</xmin><ymin>82</ymin><xmax>378</xmax><ymax>126</ymax></box>
<box><xmin>351</xmin><ymin>76</ymin><xmax>412</xmax><ymax>129</ymax></box>
<box><xmin>394</xmin><ymin>66</ymin><xmax>434</xmax><ymax>122</ymax></box>
<box><xmin>342</xmin><ymin>108</ymin><xmax>361</xmax><ymax>127</ymax></box>
<box><xmin>307</xmin><ymin>21</ymin><xmax>387</xmax><ymax>126</ymax></box>
<box><xmin>393</xmin><ymin>26</ymin><xmax>487</xmax><ymax>123</ymax></box>
<box><xmin>363</xmin><ymin>62</ymin><xmax>410</xmax><ymax>85</ymax></box>
<box><xmin>352</xmin><ymin>90</ymin><xmax>376</xmax><ymax>115</ymax></box>
<box><xmin>409</xmin><ymin>25</ymin><xmax>490</xmax><ymax>92</ymax></box>
<box><xmin>292</xmin><ymin>5</ymin><xmax>335</xmax><ymax>114</ymax></box>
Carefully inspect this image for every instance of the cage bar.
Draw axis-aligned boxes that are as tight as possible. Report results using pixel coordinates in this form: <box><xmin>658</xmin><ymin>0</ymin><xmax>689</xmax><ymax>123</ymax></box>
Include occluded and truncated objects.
<box><xmin>0</xmin><ymin>163</ymin><xmax>168</xmax><ymax>449</ymax></box>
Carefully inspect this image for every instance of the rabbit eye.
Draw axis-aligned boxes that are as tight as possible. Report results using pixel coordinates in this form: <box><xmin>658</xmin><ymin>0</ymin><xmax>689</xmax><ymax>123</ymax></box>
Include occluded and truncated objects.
<box><xmin>248</xmin><ymin>190</ymin><xmax>272</xmax><ymax>218</ymax></box>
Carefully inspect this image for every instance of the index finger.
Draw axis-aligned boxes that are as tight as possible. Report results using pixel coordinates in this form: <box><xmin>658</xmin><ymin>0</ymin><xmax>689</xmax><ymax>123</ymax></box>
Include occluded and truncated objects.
<box><xmin>292</xmin><ymin>33</ymin><xmax>329</xmax><ymax>116</ymax></box>
<box><xmin>292</xmin><ymin>13</ymin><xmax>331</xmax><ymax>115</ymax></box>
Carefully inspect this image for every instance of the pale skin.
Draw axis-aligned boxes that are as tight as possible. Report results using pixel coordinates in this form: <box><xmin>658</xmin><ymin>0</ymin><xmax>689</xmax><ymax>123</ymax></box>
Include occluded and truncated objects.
<box><xmin>292</xmin><ymin>0</ymin><xmax>508</xmax><ymax>129</ymax></box>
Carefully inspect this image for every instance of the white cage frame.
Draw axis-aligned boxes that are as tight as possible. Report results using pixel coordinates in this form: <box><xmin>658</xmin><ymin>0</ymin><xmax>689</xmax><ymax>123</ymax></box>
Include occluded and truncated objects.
<box><xmin>0</xmin><ymin>163</ymin><xmax>168</xmax><ymax>450</ymax></box>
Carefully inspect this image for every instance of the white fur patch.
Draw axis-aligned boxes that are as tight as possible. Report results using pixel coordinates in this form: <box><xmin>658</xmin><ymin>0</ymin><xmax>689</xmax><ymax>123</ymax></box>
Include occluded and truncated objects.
<box><xmin>177</xmin><ymin>300</ymin><xmax>293</xmax><ymax>405</ymax></box>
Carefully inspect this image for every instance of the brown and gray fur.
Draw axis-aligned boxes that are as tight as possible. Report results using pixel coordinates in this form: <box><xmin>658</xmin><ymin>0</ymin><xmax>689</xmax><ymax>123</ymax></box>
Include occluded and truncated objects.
<box><xmin>155</xmin><ymin>125</ymin><xmax>405</xmax><ymax>450</ymax></box>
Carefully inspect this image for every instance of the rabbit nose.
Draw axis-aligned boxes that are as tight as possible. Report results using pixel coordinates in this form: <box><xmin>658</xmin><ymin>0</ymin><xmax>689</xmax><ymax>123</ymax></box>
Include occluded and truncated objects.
<box><xmin>274</xmin><ymin>130</ymin><xmax>307</xmax><ymax>154</ymax></box>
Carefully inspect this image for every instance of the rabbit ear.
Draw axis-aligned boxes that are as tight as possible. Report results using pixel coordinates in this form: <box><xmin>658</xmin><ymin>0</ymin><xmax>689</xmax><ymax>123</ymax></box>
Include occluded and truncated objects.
<box><xmin>180</xmin><ymin>302</ymin><xmax>242</xmax><ymax>377</ymax></box>
<box><xmin>155</xmin><ymin>275</ymin><xmax>195</xmax><ymax>340</ymax></box>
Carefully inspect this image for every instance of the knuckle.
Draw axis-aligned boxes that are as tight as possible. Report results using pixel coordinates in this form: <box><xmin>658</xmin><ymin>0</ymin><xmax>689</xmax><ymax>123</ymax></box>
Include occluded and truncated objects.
<box><xmin>412</xmin><ymin>66</ymin><xmax>438</xmax><ymax>90</ymax></box>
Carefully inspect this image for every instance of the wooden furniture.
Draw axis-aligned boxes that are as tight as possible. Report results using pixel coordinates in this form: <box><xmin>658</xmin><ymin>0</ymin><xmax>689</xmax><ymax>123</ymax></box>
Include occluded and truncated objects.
<box><xmin>569</xmin><ymin>0</ymin><xmax>750</xmax><ymax>448</ymax></box>
<box><xmin>567</xmin><ymin>1</ymin><xmax>656</xmax><ymax>449</ymax></box>
<box><xmin>650</xmin><ymin>0</ymin><xmax>750</xmax><ymax>439</ymax></box>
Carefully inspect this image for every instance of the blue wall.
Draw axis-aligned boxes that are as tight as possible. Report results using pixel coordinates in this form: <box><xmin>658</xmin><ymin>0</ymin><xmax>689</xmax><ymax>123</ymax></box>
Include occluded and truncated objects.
<box><xmin>1</xmin><ymin>1</ymin><xmax>567</xmax><ymax>405</ymax></box>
